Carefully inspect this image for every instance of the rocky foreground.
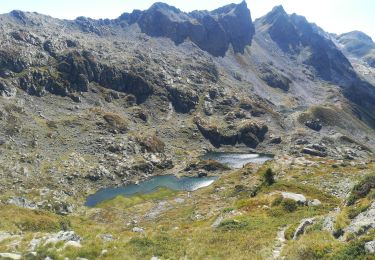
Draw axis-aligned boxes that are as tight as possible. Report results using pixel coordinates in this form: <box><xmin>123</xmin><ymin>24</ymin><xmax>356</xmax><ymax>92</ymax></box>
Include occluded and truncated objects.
<box><xmin>0</xmin><ymin>1</ymin><xmax>374</xmax><ymax>259</ymax></box>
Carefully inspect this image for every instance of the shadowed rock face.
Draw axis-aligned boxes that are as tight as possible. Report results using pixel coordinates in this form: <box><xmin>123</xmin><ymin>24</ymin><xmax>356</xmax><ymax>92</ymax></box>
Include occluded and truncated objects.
<box><xmin>120</xmin><ymin>1</ymin><xmax>255</xmax><ymax>57</ymax></box>
<box><xmin>256</xmin><ymin>6</ymin><xmax>356</xmax><ymax>84</ymax></box>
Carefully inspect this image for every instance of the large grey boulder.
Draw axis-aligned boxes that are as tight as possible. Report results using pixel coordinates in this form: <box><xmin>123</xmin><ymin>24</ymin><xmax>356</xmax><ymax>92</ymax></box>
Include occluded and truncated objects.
<box><xmin>281</xmin><ymin>192</ymin><xmax>307</xmax><ymax>205</ymax></box>
<box><xmin>365</xmin><ymin>240</ymin><xmax>375</xmax><ymax>254</ymax></box>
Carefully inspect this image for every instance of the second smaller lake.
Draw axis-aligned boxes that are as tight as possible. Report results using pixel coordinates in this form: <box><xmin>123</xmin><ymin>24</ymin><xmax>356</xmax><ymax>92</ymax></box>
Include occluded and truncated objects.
<box><xmin>201</xmin><ymin>152</ymin><xmax>272</xmax><ymax>168</ymax></box>
<box><xmin>85</xmin><ymin>175</ymin><xmax>218</xmax><ymax>207</ymax></box>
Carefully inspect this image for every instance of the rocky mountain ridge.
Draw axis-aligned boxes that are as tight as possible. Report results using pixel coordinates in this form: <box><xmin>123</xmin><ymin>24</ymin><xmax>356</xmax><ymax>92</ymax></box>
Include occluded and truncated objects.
<box><xmin>0</xmin><ymin>2</ymin><xmax>374</xmax><ymax>258</ymax></box>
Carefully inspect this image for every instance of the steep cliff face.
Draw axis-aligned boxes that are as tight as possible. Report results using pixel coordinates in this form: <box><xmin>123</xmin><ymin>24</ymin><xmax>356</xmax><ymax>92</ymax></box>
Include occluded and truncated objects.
<box><xmin>119</xmin><ymin>1</ymin><xmax>255</xmax><ymax>57</ymax></box>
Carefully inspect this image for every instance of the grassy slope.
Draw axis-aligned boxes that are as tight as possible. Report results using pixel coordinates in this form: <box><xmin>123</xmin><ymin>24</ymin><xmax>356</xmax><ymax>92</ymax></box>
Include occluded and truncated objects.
<box><xmin>0</xmin><ymin>158</ymin><xmax>373</xmax><ymax>259</ymax></box>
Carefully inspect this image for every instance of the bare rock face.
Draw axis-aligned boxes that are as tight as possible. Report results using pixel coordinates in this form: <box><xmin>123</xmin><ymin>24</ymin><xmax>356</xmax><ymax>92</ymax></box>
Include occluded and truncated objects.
<box><xmin>120</xmin><ymin>1</ymin><xmax>255</xmax><ymax>57</ymax></box>
<box><xmin>194</xmin><ymin>117</ymin><xmax>268</xmax><ymax>148</ymax></box>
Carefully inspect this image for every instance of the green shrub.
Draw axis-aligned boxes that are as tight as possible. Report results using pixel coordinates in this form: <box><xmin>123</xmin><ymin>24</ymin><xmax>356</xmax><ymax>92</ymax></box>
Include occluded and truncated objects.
<box><xmin>218</xmin><ymin>219</ymin><xmax>248</xmax><ymax>231</ymax></box>
<box><xmin>127</xmin><ymin>237</ymin><xmax>154</xmax><ymax>257</ymax></box>
<box><xmin>282</xmin><ymin>199</ymin><xmax>298</xmax><ymax>212</ymax></box>
<box><xmin>330</xmin><ymin>241</ymin><xmax>367</xmax><ymax>259</ymax></box>
<box><xmin>347</xmin><ymin>174</ymin><xmax>375</xmax><ymax>205</ymax></box>
<box><xmin>263</xmin><ymin>168</ymin><xmax>275</xmax><ymax>186</ymax></box>
<box><xmin>271</xmin><ymin>195</ymin><xmax>283</xmax><ymax>206</ymax></box>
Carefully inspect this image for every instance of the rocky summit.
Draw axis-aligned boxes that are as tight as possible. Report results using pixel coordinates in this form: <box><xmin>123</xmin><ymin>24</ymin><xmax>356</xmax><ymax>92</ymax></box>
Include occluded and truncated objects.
<box><xmin>0</xmin><ymin>1</ymin><xmax>374</xmax><ymax>259</ymax></box>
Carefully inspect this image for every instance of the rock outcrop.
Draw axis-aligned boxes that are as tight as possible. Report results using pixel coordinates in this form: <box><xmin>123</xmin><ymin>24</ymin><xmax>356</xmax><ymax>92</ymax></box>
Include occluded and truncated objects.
<box><xmin>194</xmin><ymin>116</ymin><xmax>268</xmax><ymax>148</ymax></box>
<box><xmin>344</xmin><ymin>202</ymin><xmax>375</xmax><ymax>235</ymax></box>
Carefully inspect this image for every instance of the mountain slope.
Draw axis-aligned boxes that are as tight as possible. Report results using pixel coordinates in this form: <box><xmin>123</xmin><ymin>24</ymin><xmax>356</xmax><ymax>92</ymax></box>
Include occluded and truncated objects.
<box><xmin>0</xmin><ymin>2</ymin><xmax>374</xmax><ymax>259</ymax></box>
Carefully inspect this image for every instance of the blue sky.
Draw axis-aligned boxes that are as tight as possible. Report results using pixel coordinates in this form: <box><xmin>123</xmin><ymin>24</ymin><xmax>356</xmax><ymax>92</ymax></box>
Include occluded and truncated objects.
<box><xmin>0</xmin><ymin>0</ymin><xmax>374</xmax><ymax>40</ymax></box>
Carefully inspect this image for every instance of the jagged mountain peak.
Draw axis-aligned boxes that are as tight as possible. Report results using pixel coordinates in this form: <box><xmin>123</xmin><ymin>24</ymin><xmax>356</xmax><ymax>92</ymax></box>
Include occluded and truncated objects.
<box><xmin>263</xmin><ymin>5</ymin><xmax>287</xmax><ymax>20</ymax></box>
<box><xmin>119</xmin><ymin>1</ymin><xmax>255</xmax><ymax>56</ymax></box>
<box><xmin>211</xmin><ymin>0</ymin><xmax>247</xmax><ymax>15</ymax></box>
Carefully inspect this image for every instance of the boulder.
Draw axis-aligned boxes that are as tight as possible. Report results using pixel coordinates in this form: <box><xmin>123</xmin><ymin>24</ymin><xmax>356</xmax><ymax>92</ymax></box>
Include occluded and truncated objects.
<box><xmin>281</xmin><ymin>192</ymin><xmax>307</xmax><ymax>205</ymax></box>
<box><xmin>365</xmin><ymin>240</ymin><xmax>375</xmax><ymax>254</ymax></box>
<box><xmin>305</xmin><ymin>119</ymin><xmax>323</xmax><ymax>131</ymax></box>
<box><xmin>308</xmin><ymin>199</ymin><xmax>322</xmax><ymax>206</ymax></box>
<box><xmin>302</xmin><ymin>147</ymin><xmax>327</xmax><ymax>157</ymax></box>
<box><xmin>132</xmin><ymin>227</ymin><xmax>145</xmax><ymax>233</ymax></box>
<box><xmin>100</xmin><ymin>234</ymin><xmax>114</xmax><ymax>242</ymax></box>
<box><xmin>269</xmin><ymin>136</ymin><xmax>282</xmax><ymax>144</ymax></box>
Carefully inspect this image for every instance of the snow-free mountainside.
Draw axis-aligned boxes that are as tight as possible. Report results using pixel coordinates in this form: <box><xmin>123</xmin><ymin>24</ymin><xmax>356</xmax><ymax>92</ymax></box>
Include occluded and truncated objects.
<box><xmin>0</xmin><ymin>1</ymin><xmax>374</xmax><ymax>259</ymax></box>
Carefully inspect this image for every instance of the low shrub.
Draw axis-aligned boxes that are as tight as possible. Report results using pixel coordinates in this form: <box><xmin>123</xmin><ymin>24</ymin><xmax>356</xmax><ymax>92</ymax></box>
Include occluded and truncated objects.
<box><xmin>347</xmin><ymin>174</ymin><xmax>375</xmax><ymax>205</ymax></box>
<box><xmin>263</xmin><ymin>168</ymin><xmax>275</xmax><ymax>186</ymax></box>
<box><xmin>218</xmin><ymin>219</ymin><xmax>248</xmax><ymax>231</ymax></box>
<box><xmin>271</xmin><ymin>195</ymin><xmax>283</xmax><ymax>206</ymax></box>
<box><xmin>282</xmin><ymin>199</ymin><xmax>298</xmax><ymax>212</ymax></box>
<box><xmin>102</xmin><ymin>112</ymin><xmax>128</xmax><ymax>133</ymax></box>
<box><xmin>135</xmin><ymin>134</ymin><xmax>165</xmax><ymax>153</ymax></box>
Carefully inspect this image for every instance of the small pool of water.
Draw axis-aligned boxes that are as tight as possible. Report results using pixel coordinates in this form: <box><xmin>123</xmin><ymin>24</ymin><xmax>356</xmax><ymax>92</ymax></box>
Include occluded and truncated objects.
<box><xmin>85</xmin><ymin>175</ymin><xmax>218</xmax><ymax>207</ymax></box>
<box><xmin>201</xmin><ymin>152</ymin><xmax>273</xmax><ymax>168</ymax></box>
